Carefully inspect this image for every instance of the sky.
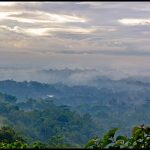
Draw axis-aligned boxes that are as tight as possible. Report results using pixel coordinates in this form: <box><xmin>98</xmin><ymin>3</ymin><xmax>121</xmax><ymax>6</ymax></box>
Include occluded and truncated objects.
<box><xmin>0</xmin><ymin>2</ymin><xmax>150</xmax><ymax>81</ymax></box>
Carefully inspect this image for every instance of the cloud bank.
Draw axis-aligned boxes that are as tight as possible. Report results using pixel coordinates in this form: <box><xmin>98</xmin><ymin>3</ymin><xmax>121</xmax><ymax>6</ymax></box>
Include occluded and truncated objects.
<box><xmin>0</xmin><ymin>2</ymin><xmax>150</xmax><ymax>81</ymax></box>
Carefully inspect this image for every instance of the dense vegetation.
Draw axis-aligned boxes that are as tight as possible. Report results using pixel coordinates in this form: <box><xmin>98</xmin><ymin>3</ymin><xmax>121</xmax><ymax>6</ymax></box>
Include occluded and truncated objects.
<box><xmin>0</xmin><ymin>125</ymin><xmax>150</xmax><ymax>148</ymax></box>
<box><xmin>0</xmin><ymin>79</ymin><xmax>150</xmax><ymax>148</ymax></box>
<box><xmin>0</xmin><ymin>80</ymin><xmax>150</xmax><ymax>137</ymax></box>
<box><xmin>0</xmin><ymin>92</ymin><xmax>100</xmax><ymax>147</ymax></box>
<box><xmin>85</xmin><ymin>124</ymin><xmax>150</xmax><ymax>149</ymax></box>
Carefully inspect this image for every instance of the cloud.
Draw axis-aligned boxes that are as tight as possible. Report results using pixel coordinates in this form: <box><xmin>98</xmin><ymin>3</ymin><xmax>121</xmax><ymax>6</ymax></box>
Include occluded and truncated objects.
<box><xmin>0</xmin><ymin>25</ymin><xmax>95</xmax><ymax>37</ymax></box>
<box><xmin>0</xmin><ymin>2</ymin><xmax>18</xmax><ymax>6</ymax></box>
<box><xmin>118</xmin><ymin>18</ymin><xmax>150</xmax><ymax>26</ymax></box>
<box><xmin>0</xmin><ymin>10</ymin><xmax>86</xmax><ymax>24</ymax></box>
<box><xmin>54</xmin><ymin>49</ymin><xmax>150</xmax><ymax>56</ymax></box>
<box><xmin>0</xmin><ymin>1</ymin><xmax>150</xmax><ymax>80</ymax></box>
<box><xmin>0</xmin><ymin>25</ymin><xmax>52</xmax><ymax>36</ymax></box>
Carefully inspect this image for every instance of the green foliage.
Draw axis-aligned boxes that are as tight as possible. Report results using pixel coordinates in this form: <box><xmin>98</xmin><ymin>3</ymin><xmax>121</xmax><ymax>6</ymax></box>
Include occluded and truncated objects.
<box><xmin>0</xmin><ymin>126</ymin><xmax>79</xmax><ymax>148</ymax></box>
<box><xmin>0</xmin><ymin>126</ymin><xmax>24</xmax><ymax>143</ymax></box>
<box><xmin>32</xmin><ymin>141</ymin><xmax>47</xmax><ymax>149</ymax></box>
<box><xmin>85</xmin><ymin>125</ymin><xmax>150</xmax><ymax>149</ymax></box>
<box><xmin>0</xmin><ymin>92</ymin><xmax>98</xmax><ymax>147</ymax></box>
<box><xmin>47</xmin><ymin>134</ymin><xmax>72</xmax><ymax>148</ymax></box>
<box><xmin>1</xmin><ymin>125</ymin><xmax>150</xmax><ymax>149</ymax></box>
<box><xmin>0</xmin><ymin>126</ymin><xmax>28</xmax><ymax>149</ymax></box>
<box><xmin>0</xmin><ymin>141</ymin><xmax>28</xmax><ymax>149</ymax></box>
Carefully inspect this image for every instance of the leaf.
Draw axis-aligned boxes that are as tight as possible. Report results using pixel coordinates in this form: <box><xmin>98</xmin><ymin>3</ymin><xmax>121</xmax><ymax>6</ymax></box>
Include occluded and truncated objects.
<box><xmin>85</xmin><ymin>139</ymin><xmax>97</xmax><ymax>148</ymax></box>
<box><xmin>116</xmin><ymin>135</ymin><xmax>128</xmax><ymax>143</ymax></box>
<box><xmin>144</xmin><ymin>126</ymin><xmax>150</xmax><ymax>135</ymax></box>
<box><xmin>104</xmin><ymin>128</ymin><xmax>119</xmax><ymax>139</ymax></box>
<box><xmin>132</xmin><ymin>127</ymin><xmax>141</xmax><ymax>136</ymax></box>
<box><xmin>101</xmin><ymin>139</ymin><xmax>112</xmax><ymax>148</ymax></box>
<box><xmin>132</xmin><ymin>127</ymin><xmax>143</xmax><ymax>140</ymax></box>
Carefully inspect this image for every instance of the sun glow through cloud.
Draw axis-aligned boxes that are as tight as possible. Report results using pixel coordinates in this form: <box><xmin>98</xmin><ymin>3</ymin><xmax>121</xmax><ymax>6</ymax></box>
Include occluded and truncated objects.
<box><xmin>0</xmin><ymin>11</ymin><xmax>86</xmax><ymax>24</ymax></box>
<box><xmin>0</xmin><ymin>2</ymin><xmax>18</xmax><ymax>6</ymax></box>
<box><xmin>0</xmin><ymin>25</ymin><xmax>94</xmax><ymax>36</ymax></box>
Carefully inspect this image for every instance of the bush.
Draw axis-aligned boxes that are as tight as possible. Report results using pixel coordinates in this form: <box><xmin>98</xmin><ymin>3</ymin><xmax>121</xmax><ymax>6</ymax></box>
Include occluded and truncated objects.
<box><xmin>85</xmin><ymin>124</ymin><xmax>150</xmax><ymax>149</ymax></box>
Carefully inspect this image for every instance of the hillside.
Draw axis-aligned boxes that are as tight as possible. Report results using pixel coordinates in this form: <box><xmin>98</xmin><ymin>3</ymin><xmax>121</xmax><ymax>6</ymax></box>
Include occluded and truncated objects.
<box><xmin>0</xmin><ymin>92</ymin><xmax>100</xmax><ymax>147</ymax></box>
<box><xmin>0</xmin><ymin>78</ymin><xmax>150</xmax><ymax>137</ymax></box>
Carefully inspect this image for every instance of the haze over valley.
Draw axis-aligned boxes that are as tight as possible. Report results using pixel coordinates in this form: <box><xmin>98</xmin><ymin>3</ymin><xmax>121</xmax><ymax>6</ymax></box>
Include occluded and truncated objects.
<box><xmin>0</xmin><ymin>2</ymin><xmax>150</xmax><ymax>148</ymax></box>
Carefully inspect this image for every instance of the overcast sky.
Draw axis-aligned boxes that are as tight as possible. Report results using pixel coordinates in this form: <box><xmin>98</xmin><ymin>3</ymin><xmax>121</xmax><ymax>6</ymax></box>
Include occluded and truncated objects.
<box><xmin>0</xmin><ymin>2</ymin><xmax>150</xmax><ymax>79</ymax></box>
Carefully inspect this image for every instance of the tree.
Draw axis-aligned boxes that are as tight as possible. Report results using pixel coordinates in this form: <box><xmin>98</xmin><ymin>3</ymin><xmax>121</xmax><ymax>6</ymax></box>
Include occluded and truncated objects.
<box><xmin>85</xmin><ymin>124</ymin><xmax>150</xmax><ymax>149</ymax></box>
<box><xmin>0</xmin><ymin>126</ymin><xmax>25</xmax><ymax>143</ymax></box>
<box><xmin>32</xmin><ymin>141</ymin><xmax>47</xmax><ymax>149</ymax></box>
<box><xmin>48</xmin><ymin>134</ymin><xmax>72</xmax><ymax>148</ymax></box>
